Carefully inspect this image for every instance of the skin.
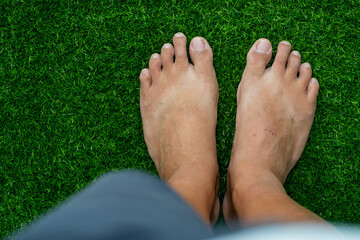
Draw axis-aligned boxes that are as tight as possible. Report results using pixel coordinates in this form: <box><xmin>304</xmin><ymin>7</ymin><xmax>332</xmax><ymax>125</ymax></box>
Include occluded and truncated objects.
<box><xmin>140</xmin><ymin>33</ymin><xmax>219</xmax><ymax>225</ymax></box>
<box><xmin>223</xmin><ymin>38</ymin><xmax>325</xmax><ymax>226</ymax></box>
<box><xmin>140</xmin><ymin>33</ymin><xmax>325</xmax><ymax>228</ymax></box>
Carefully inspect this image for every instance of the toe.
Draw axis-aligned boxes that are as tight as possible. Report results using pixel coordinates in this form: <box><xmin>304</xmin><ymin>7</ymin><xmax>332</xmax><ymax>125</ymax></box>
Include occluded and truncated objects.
<box><xmin>189</xmin><ymin>37</ymin><xmax>213</xmax><ymax>73</ymax></box>
<box><xmin>273</xmin><ymin>41</ymin><xmax>292</xmax><ymax>72</ymax></box>
<box><xmin>244</xmin><ymin>38</ymin><xmax>272</xmax><ymax>76</ymax></box>
<box><xmin>140</xmin><ymin>68</ymin><xmax>152</xmax><ymax>93</ymax></box>
<box><xmin>307</xmin><ymin>78</ymin><xmax>320</xmax><ymax>103</ymax></box>
<box><xmin>161</xmin><ymin>43</ymin><xmax>174</xmax><ymax>71</ymax></box>
<box><xmin>286</xmin><ymin>51</ymin><xmax>301</xmax><ymax>77</ymax></box>
<box><xmin>173</xmin><ymin>32</ymin><xmax>188</xmax><ymax>65</ymax></box>
<box><xmin>298</xmin><ymin>62</ymin><xmax>312</xmax><ymax>88</ymax></box>
<box><xmin>149</xmin><ymin>53</ymin><xmax>161</xmax><ymax>81</ymax></box>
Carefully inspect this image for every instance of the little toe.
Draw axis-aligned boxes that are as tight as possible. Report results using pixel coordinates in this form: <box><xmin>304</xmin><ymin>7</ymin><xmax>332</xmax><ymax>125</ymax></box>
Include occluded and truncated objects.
<box><xmin>173</xmin><ymin>32</ymin><xmax>188</xmax><ymax>65</ymax></box>
<box><xmin>149</xmin><ymin>53</ymin><xmax>162</xmax><ymax>81</ymax></box>
<box><xmin>140</xmin><ymin>68</ymin><xmax>152</xmax><ymax>93</ymax></box>
<box><xmin>244</xmin><ymin>38</ymin><xmax>272</xmax><ymax>76</ymax></box>
<box><xmin>273</xmin><ymin>41</ymin><xmax>292</xmax><ymax>72</ymax></box>
<box><xmin>286</xmin><ymin>51</ymin><xmax>301</xmax><ymax>77</ymax></box>
<box><xmin>307</xmin><ymin>78</ymin><xmax>320</xmax><ymax>103</ymax></box>
<box><xmin>298</xmin><ymin>62</ymin><xmax>312</xmax><ymax>88</ymax></box>
<box><xmin>161</xmin><ymin>43</ymin><xmax>174</xmax><ymax>71</ymax></box>
<box><xmin>189</xmin><ymin>37</ymin><xmax>213</xmax><ymax>73</ymax></box>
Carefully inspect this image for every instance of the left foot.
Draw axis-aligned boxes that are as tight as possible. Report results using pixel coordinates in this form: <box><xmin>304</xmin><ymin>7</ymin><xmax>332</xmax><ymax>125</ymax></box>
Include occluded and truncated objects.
<box><xmin>139</xmin><ymin>33</ymin><xmax>219</xmax><ymax>224</ymax></box>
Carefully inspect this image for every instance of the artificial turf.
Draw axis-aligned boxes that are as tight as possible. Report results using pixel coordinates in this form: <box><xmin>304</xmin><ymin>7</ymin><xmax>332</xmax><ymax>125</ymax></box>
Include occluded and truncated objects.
<box><xmin>0</xmin><ymin>0</ymin><xmax>359</xmax><ymax>237</ymax></box>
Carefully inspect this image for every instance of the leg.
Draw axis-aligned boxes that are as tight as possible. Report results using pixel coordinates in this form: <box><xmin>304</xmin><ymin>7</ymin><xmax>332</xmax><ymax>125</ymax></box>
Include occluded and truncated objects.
<box><xmin>15</xmin><ymin>171</ymin><xmax>212</xmax><ymax>240</ymax></box>
<box><xmin>223</xmin><ymin>39</ymin><xmax>325</xmax><ymax>226</ymax></box>
<box><xmin>140</xmin><ymin>33</ymin><xmax>220</xmax><ymax>225</ymax></box>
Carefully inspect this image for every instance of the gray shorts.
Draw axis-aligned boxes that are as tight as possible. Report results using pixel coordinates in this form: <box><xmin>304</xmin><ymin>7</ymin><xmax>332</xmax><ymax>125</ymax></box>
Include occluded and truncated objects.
<box><xmin>14</xmin><ymin>170</ymin><xmax>213</xmax><ymax>240</ymax></box>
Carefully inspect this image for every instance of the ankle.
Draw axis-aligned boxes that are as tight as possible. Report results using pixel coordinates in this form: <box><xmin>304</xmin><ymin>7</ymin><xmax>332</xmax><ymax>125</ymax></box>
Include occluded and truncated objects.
<box><xmin>229</xmin><ymin>161</ymin><xmax>284</xmax><ymax>190</ymax></box>
<box><xmin>229</xmin><ymin>164</ymin><xmax>287</xmax><ymax>214</ymax></box>
<box><xmin>166</xmin><ymin>168</ymin><xmax>218</xmax><ymax>223</ymax></box>
<box><xmin>230</xmin><ymin>174</ymin><xmax>286</xmax><ymax>204</ymax></box>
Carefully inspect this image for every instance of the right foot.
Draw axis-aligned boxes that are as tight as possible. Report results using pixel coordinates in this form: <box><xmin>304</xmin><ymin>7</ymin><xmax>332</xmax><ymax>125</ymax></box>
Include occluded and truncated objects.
<box><xmin>224</xmin><ymin>39</ymin><xmax>320</xmax><ymax>223</ymax></box>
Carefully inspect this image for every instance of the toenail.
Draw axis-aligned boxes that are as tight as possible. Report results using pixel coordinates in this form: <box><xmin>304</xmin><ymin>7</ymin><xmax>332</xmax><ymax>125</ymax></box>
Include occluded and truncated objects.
<box><xmin>141</xmin><ymin>69</ymin><xmax>148</xmax><ymax>75</ymax></box>
<box><xmin>174</xmin><ymin>32</ymin><xmax>185</xmax><ymax>38</ymax></box>
<box><xmin>304</xmin><ymin>63</ymin><xmax>311</xmax><ymax>68</ymax></box>
<box><xmin>281</xmin><ymin>41</ymin><xmax>291</xmax><ymax>46</ymax></box>
<box><xmin>151</xmin><ymin>54</ymin><xmax>159</xmax><ymax>59</ymax></box>
<box><xmin>162</xmin><ymin>43</ymin><xmax>172</xmax><ymax>49</ymax></box>
<box><xmin>192</xmin><ymin>37</ymin><xmax>205</xmax><ymax>51</ymax></box>
<box><xmin>311</xmin><ymin>78</ymin><xmax>319</xmax><ymax>84</ymax></box>
<box><xmin>292</xmin><ymin>51</ymin><xmax>300</xmax><ymax>56</ymax></box>
<box><xmin>256</xmin><ymin>39</ymin><xmax>271</xmax><ymax>53</ymax></box>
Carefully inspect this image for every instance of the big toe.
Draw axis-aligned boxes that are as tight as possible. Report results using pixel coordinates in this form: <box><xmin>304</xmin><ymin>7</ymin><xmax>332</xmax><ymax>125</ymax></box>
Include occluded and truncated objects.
<box><xmin>244</xmin><ymin>38</ymin><xmax>272</xmax><ymax>76</ymax></box>
<box><xmin>189</xmin><ymin>37</ymin><xmax>214</xmax><ymax>73</ymax></box>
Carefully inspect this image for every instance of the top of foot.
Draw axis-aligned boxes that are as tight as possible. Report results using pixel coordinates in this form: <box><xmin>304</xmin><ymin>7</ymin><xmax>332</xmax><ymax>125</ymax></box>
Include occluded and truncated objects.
<box><xmin>230</xmin><ymin>38</ymin><xmax>319</xmax><ymax>185</ymax></box>
<box><xmin>139</xmin><ymin>33</ymin><xmax>219</xmax><ymax>224</ymax></box>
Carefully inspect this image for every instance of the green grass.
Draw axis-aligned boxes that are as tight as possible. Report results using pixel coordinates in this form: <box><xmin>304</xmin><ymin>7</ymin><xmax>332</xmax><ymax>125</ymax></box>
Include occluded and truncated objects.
<box><xmin>1</xmin><ymin>0</ymin><xmax>359</xmax><ymax>237</ymax></box>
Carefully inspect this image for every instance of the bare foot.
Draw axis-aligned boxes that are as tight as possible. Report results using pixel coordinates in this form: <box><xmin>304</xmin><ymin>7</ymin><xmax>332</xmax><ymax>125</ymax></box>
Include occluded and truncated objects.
<box><xmin>139</xmin><ymin>33</ymin><xmax>219</xmax><ymax>225</ymax></box>
<box><xmin>223</xmin><ymin>39</ymin><xmax>321</xmax><ymax>225</ymax></box>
